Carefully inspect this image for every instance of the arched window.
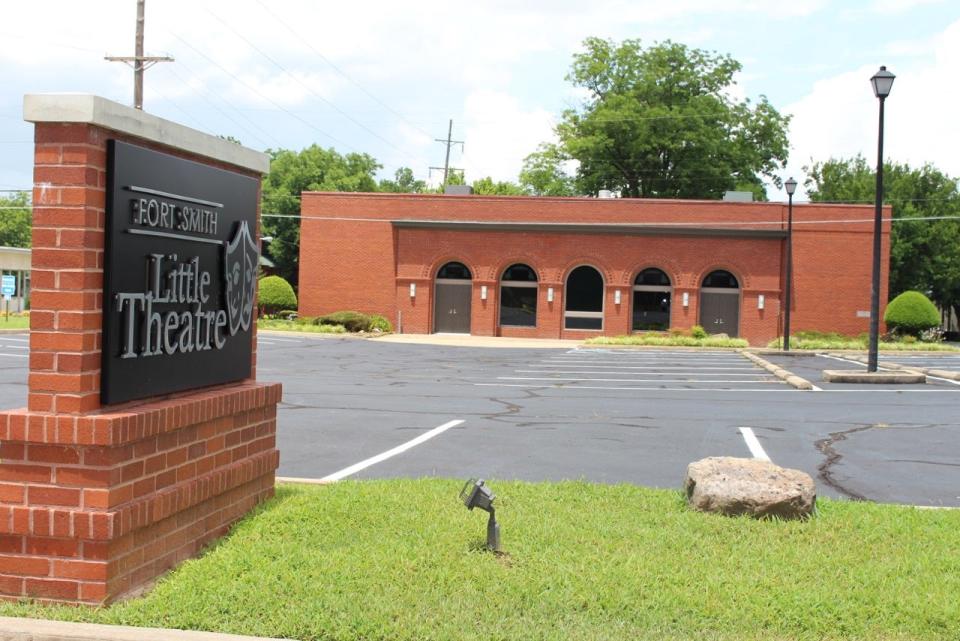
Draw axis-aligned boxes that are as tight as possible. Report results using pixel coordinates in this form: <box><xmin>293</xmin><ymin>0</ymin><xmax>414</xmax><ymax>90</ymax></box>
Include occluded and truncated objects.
<box><xmin>701</xmin><ymin>270</ymin><xmax>739</xmax><ymax>289</ymax></box>
<box><xmin>564</xmin><ymin>265</ymin><xmax>604</xmax><ymax>330</ymax></box>
<box><xmin>633</xmin><ymin>268</ymin><xmax>671</xmax><ymax>331</ymax></box>
<box><xmin>700</xmin><ymin>269</ymin><xmax>741</xmax><ymax>337</ymax></box>
<box><xmin>499</xmin><ymin>264</ymin><xmax>538</xmax><ymax>328</ymax></box>
<box><xmin>437</xmin><ymin>261</ymin><xmax>472</xmax><ymax>280</ymax></box>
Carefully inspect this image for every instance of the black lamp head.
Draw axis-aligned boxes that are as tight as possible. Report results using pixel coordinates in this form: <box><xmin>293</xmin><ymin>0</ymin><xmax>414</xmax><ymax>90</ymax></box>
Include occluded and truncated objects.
<box><xmin>460</xmin><ymin>478</ymin><xmax>495</xmax><ymax>513</ymax></box>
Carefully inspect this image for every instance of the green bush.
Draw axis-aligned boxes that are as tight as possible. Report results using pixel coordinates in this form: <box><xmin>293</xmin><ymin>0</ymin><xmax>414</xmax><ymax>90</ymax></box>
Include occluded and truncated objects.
<box><xmin>690</xmin><ymin>325</ymin><xmax>708</xmax><ymax>339</ymax></box>
<box><xmin>369</xmin><ymin>314</ymin><xmax>393</xmax><ymax>333</ymax></box>
<box><xmin>319</xmin><ymin>311</ymin><xmax>372</xmax><ymax>332</ymax></box>
<box><xmin>883</xmin><ymin>291</ymin><xmax>940</xmax><ymax>337</ymax></box>
<box><xmin>258</xmin><ymin>276</ymin><xmax>297</xmax><ymax>315</ymax></box>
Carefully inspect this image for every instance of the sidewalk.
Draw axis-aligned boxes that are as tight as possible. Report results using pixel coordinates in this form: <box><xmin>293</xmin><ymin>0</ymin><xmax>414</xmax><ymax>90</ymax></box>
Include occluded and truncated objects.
<box><xmin>373</xmin><ymin>333</ymin><xmax>581</xmax><ymax>349</ymax></box>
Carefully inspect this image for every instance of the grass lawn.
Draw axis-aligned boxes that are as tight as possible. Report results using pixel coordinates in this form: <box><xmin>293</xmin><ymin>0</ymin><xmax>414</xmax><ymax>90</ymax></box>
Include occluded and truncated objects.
<box><xmin>2</xmin><ymin>480</ymin><xmax>959</xmax><ymax>640</ymax></box>
<box><xmin>588</xmin><ymin>334</ymin><xmax>749</xmax><ymax>348</ymax></box>
<box><xmin>0</xmin><ymin>314</ymin><xmax>29</xmax><ymax>330</ymax></box>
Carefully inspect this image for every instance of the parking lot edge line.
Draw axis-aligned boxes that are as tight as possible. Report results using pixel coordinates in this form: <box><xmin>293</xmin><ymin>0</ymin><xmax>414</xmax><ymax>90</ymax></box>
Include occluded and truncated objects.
<box><xmin>319</xmin><ymin>419</ymin><xmax>465</xmax><ymax>482</ymax></box>
<box><xmin>738</xmin><ymin>427</ymin><xmax>772</xmax><ymax>462</ymax></box>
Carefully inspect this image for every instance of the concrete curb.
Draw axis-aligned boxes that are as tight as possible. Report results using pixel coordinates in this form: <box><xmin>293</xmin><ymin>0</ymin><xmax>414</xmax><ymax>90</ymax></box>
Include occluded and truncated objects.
<box><xmin>826</xmin><ymin>353</ymin><xmax>960</xmax><ymax>381</ymax></box>
<box><xmin>0</xmin><ymin>617</ymin><xmax>293</xmax><ymax>641</ymax></box>
<box><xmin>276</xmin><ymin>475</ymin><xmax>334</xmax><ymax>485</ymax></box>
<box><xmin>740</xmin><ymin>350</ymin><xmax>815</xmax><ymax>390</ymax></box>
<box><xmin>822</xmin><ymin>369</ymin><xmax>927</xmax><ymax>384</ymax></box>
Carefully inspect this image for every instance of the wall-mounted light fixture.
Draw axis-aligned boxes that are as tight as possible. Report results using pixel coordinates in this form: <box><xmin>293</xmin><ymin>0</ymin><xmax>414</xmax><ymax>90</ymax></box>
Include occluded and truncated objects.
<box><xmin>481</xmin><ymin>285</ymin><xmax>487</xmax><ymax>300</ymax></box>
<box><xmin>682</xmin><ymin>292</ymin><xmax>689</xmax><ymax>307</ymax></box>
<box><xmin>758</xmin><ymin>294</ymin><xmax>765</xmax><ymax>310</ymax></box>
<box><xmin>614</xmin><ymin>290</ymin><xmax>621</xmax><ymax>305</ymax></box>
<box><xmin>547</xmin><ymin>287</ymin><xmax>554</xmax><ymax>303</ymax></box>
<box><xmin>409</xmin><ymin>283</ymin><xmax>416</xmax><ymax>298</ymax></box>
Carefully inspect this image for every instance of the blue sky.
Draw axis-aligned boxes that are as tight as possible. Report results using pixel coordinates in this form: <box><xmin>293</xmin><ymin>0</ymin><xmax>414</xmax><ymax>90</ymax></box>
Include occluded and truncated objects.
<box><xmin>1</xmin><ymin>0</ymin><xmax>958</xmax><ymax>201</ymax></box>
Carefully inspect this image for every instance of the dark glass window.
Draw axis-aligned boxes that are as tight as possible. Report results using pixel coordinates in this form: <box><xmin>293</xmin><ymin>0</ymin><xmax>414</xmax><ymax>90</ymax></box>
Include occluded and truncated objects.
<box><xmin>500</xmin><ymin>264</ymin><xmax>538</xmax><ymax>327</ymax></box>
<box><xmin>565</xmin><ymin>316</ymin><xmax>603</xmax><ymax>330</ymax></box>
<box><xmin>502</xmin><ymin>264</ymin><xmax>537</xmax><ymax>282</ymax></box>
<box><xmin>437</xmin><ymin>262</ymin><xmax>472</xmax><ymax>280</ymax></box>
<box><xmin>635</xmin><ymin>268</ymin><xmax>670</xmax><ymax>286</ymax></box>
<box><xmin>565</xmin><ymin>266</ymin><xmax>603</xmax><ymax>312</ymax></box>
<box><xmin>702</xmin><ymin>270</ymin><xmax>739</xmax><ymax>288</ymax></box>
<box><xmin>500</xmin><ymin>287</ymin><xmax>537</xmax><ymax>327</ymax></box>
<box><xmin>632</xmin><ymin>291</ymin><xmax>671</xmax><ymax>331</ymax></box>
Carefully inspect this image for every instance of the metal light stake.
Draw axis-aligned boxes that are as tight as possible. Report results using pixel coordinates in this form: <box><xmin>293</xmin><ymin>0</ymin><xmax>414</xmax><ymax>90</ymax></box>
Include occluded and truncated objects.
<box><xmin>460</xmin><ymin>478</ymin><xmax>501</xmax><ymax>552</ymax></box>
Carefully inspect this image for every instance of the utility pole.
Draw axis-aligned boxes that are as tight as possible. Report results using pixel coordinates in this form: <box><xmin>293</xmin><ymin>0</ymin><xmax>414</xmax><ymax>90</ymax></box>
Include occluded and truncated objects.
<box><xmin>429</xmin><ymin>119</ymin><xmax>464</xmax><ymax>188</ymax></box>
<box><xmin>105</xmin><ymin>0</ymin><xmax>173</xmax><ymax>110</ymax></box>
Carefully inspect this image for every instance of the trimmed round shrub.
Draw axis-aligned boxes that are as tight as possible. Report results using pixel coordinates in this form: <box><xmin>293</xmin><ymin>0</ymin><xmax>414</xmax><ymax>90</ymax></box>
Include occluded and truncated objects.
<box><xmin>369</xmin><ymin>314</ymin><xmax>393</xmax><ymax>333</ymax></box>
<box><xmin>690</xmin><ymin>325</ymin><xmax>708</xmax><ymax>339</ymax></box>
<box><xmin>318</xmin><ymin>311</ymin><xmax>372</xmax><ymax>332</ymax></box>
<box><xmin>883</xmin><ymin>291</ymin><xmax>940</xmax><ymax>337</ymax></box>
<box><xmin>258</xmin><ymin>276</ymin><xmax>297</xmax><ymax>315</ymax></box>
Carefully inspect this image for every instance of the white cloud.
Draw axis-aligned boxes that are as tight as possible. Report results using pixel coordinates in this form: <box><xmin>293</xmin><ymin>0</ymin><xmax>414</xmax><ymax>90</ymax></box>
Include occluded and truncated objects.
<box><xmin>456</xmin><ymin>91</ymin><xmax>556</xmax><ymax>184</ymax></box>
<box><xmin>773</xmin><ymin>16</ymin><xmax>960</xmax><ymax>201</ymax></box>
<box><xmin>872</xmin><ymin>0</ymin><xmax>944</xmax><ymax>14</ymax></box>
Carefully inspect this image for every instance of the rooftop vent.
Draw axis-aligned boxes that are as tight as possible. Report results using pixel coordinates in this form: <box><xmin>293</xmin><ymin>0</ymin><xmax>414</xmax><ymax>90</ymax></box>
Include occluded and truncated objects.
<box><xmin>444</xmin><ymin>184</ymin><xmax>473</xmax><ymax>195</ymax></box>
<box><xmin>597</xmin><ymin>189</ymin><xmax>619</xmax><ymax>199</ymax></box>
<box><xmin>722</xmin><ymin>191</ymin><xmax>754</xmax><ymax>202</ymax></box>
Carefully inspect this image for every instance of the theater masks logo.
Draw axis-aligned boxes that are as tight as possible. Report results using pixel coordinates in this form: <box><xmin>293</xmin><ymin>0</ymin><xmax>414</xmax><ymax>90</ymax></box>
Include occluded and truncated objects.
<box><xmin>224</xmin><ymin>221</ymin><xmax>258</xmax><ymax>335</ymax></box>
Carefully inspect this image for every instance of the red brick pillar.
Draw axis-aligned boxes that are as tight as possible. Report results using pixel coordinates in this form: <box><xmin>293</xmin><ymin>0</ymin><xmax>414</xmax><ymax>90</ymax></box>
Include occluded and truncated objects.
<box><xmin>0</xmin><ymin>95</ymin><xmax>280</xmax><ymax>604</ymax></box>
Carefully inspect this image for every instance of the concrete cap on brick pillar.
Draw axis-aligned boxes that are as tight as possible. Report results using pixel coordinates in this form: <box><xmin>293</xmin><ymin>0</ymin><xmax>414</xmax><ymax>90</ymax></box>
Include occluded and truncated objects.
<box><xmin>23</xmin><ymin>94</ymin><xmax>270</xmax><ymax>174</ymax></box>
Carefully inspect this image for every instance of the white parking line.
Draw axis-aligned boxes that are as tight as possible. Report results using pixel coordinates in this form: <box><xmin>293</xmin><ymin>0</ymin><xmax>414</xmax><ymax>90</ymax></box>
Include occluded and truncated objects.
<box><xmin>498</xmin><ymin>376</ymin><xmax>782</xmax><ymax>384</ymax></box>
<box><xmin>738</xmin><ymin>427</ymin><xmax>771</xmax><ymax>461</ymax></box>
<box><xmin>475</xmin><ymin>383</ymin><xmax>795</xmax><ymax>392</ymax></box>
<box><xmin>319</xmin><ymin>419</ymin><xmax>464</xmax><ymax>482</ymax></box>
<box><xmin>0</xmin><ymin>337</ymin><xmax>28</xmax><ymax>343</ymax></box>
<box><xmin>0</xmin><ymin>353</ymin><xmax>27</xmax><ymax>358</ymax></box>
<box><xmin>515</xmin><ymin>370</ymin><xmax>768</xmax><ymax>377</ymax></box>
<box><xmin>525</xmin><ymin>365</ymin><xmax>756</xmax><ymax>370</ymax></box>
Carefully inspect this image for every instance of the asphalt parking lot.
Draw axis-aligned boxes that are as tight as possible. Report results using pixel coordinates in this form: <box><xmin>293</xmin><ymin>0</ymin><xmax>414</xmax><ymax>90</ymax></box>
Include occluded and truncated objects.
<box><xmin>254</xmin><ymin>333</ymin><xmax>960</xmax><ymax>507</ymax></box>
<box><xmin>1</xmin><ymin>332</ymin><xmax>958</xmax><ymax>507</ymax></box>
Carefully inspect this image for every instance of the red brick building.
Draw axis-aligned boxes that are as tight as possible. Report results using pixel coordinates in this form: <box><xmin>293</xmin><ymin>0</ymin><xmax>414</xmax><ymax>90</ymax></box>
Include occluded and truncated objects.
<box><xmin>298</xmin><ymin>193</ymin><xmax>890</xmax><ymax>346</ymax></box>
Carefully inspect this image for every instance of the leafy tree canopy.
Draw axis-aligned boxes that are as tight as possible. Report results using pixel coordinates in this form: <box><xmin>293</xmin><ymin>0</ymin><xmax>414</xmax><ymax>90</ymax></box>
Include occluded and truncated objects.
<box><xmin>519</xmin><ymin>144</ymin><xmax>576</xmax><ymax>196</ymax></box>
<box><xmin>805</xmin><ymin>156</ymin><xmax>960</xmax><ymax>319</ymax></box>
<box><xmin>0</xmin><ymin>192</ymin><xmax>31</xmax><ymax>248</ymax></box>
<box><xmin>550</xmin><ymin>38</ymin><xmax>790</xmax><ymax>199</ymax></box>
<box><xmin>471</xmin><ymin>176</ymin><xmax>526</xmax><ymax>196</ymax></box>
<box><xmin>261</xmin><ymin>145</ymin><xmax>380</xmax><ymax>285</ymax></box>
<box><xmin>379</xmin><ymin>167</ymin><xmax>427</xmax><ymax>194</ymax></box>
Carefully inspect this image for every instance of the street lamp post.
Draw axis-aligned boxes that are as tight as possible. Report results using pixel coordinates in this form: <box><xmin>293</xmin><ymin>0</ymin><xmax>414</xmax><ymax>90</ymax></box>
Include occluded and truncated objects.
<box><xmin>868</xmin><ymin>66</ymin><xmax>895</xmax><ymax>372</ymax></box>
<box><xmin>783</xmin><ymin>177</ymin><xmax>797</xmax><ymax>351</ymax></box>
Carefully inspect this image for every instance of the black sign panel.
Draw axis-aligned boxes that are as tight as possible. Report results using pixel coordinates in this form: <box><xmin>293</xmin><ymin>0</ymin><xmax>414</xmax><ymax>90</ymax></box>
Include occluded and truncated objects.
<box><xmin>102</xmin><ymin>140</ymin><xmax>259</xmax><ymax>404</ymax></box>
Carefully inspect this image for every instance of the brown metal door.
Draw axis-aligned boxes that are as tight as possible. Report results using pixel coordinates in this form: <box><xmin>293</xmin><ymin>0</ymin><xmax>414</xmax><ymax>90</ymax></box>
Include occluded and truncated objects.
<box><xmin>700</xmin><ymin>293</ymin><xmax>740</xmax><ymax>337</ymax></box>
<box><xmin>434</xmin><ymin>283</ymin><xmax>472</xmax><ymax>333</ymax></box>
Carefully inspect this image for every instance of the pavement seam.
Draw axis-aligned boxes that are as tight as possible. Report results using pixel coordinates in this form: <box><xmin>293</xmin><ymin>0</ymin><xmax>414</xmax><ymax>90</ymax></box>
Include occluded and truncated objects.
<box><xmin>740</xmin><ymin>350</ymin><xmax>814</xmax><ymax>390</ymax></box>
<box><xmin>0</xmin><ymin>616</ymin><xmax>293</xmax><ymax>641</ymax></box>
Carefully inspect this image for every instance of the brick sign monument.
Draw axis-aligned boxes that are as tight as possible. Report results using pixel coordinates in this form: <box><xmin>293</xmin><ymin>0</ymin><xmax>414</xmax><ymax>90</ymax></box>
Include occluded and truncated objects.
<box><xmin>0</xmin><ymin>95</ymin><xmax>281</xmax><ymax>603</ymax></box>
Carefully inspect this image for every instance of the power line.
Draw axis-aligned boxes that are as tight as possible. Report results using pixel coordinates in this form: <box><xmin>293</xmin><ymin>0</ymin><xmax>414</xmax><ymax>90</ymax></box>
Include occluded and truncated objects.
<box><xmin>206</xmin><ymin>9</ymin><xmax>422</xmax><ymax>165</ymax></box>
<box><xmin>252</xmin><ymin>0</ymin><xmax>435</xmax><ymax>141</ymax></box>
<box><xmin>260</xmin><ymin>212</ymin><xmax>960</xmax><ymax>226</ymax></box>
<box><xmin>169</xmin><ymin>32</ymin><xmax>356</xmax><ymax>153</ymax></box>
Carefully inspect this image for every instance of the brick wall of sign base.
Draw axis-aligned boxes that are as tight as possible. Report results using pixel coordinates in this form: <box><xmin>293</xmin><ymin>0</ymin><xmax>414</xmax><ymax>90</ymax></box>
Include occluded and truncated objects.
<box><xmin>0</xmin><ymin>117</ymin><xmax>281</xmax><ymax>604</ymax></box>
<box><xmin>0</xmin><ymin>382</ymin><xmax>280</xmax><ymax>604</ymax></box>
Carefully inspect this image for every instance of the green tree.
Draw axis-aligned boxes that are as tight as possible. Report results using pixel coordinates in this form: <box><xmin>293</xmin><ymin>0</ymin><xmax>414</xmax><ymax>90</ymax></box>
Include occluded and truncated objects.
<box><xmin>805</xmin><ymin>156</ymin><xmax>960</xmax><ymax>321</ymax></box>
<box><xmin>471</xmin><ymin>176</ymin><xmax>526</xmax><ymax>196</ymax></box>
<box><xmin>258</xmin><ymin>275</ymin><xmax>297</xmax><ymax>314</ymax></box>
<box><xmin>519</xmin><ymin>144</ymin><xmax>577</xmax><ymax>196</ymax></box>
<box><xmin>550</xmin><ymin>38</ymin><xmax>790</xmax><ymax>199</ymax></box>
<box><xmin>378</xmin><ymin>167</ymin><xmax>427</xmax><ymax>193</ymax></box>
<box><xmin>261</xmin><ymin>145</ymin><xmax>380</xmax><ymax>285</ymax></box>
<box><xmin>0</xmin><ymin>193</ymin><xmax>32</xmax><ymax>247</ymax></box>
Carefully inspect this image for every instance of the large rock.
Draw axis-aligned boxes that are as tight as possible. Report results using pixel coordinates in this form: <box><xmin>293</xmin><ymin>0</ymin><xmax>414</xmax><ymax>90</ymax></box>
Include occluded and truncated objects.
<box><xmin>685</xmin><ymin>456</ymin><xmax>816</xmax><ymax>519</ymax></box>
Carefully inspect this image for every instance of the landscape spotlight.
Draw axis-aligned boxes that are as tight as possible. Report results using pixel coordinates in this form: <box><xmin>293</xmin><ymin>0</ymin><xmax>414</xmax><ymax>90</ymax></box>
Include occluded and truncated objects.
<box><xmin>460</xmin><ymin>478</ymin><xmax>501</xmax><ymax>552</ymax></box>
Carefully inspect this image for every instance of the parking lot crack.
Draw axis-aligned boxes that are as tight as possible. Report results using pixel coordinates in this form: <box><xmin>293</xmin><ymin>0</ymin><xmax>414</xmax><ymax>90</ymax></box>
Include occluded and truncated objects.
<box><xmin>815</xmin><ymin>424</ymin><xmax>881</xmax><ymax>501</ymax></box>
